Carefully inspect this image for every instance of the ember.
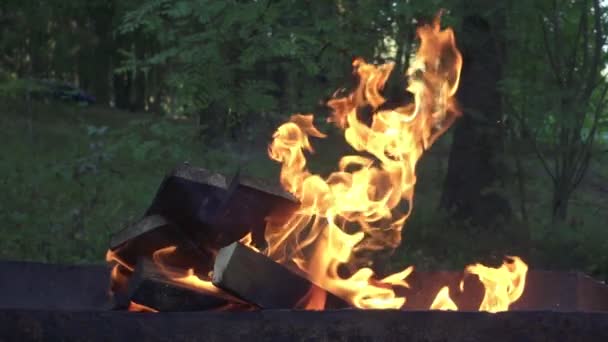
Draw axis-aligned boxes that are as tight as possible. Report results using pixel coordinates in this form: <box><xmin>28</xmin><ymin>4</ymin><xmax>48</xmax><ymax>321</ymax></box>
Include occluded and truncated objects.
<box><xmin>105</xmin><ymin>12</ymin><xmax>528</xmax><ymax>313</ymax></box>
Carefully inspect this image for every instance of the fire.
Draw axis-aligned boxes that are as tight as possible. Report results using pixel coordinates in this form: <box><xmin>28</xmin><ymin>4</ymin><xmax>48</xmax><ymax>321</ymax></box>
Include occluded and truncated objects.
<box><xmin>463</xmin><ymin>256</ymin><xmax>528</xmax><ymax>313</ymax></box>
<box><xmin>265</xmin><ymin>13</ymin><xmax>463</xmax><ymax>309</ymax></box>
<box><xmin>239</xmin><ymin>232</ymin><xmax>260</xmax><ymax>253</ymax></box>
<box><xmin>106</xmin><ymin>11</ymin><xmax>529</xmax><ymax>313</ymax></box>
<box><xmin>152</xmin><ymin>246</ymin><xmax>245</xmax><ymax>304</ymax></box>
<box><xmin>430</xmin><ymin>286</ymin><xmax>457</xmax><ymax>311</ymax></box>
<box><xmin>128</xmin><ymin>301</ymin><xmax>158</xmax><ymax>313</ymax></box>
<box><xmin>106</xmin><ymin>249</ymin><xmax>133</xmax><ymax>296</ymax></box>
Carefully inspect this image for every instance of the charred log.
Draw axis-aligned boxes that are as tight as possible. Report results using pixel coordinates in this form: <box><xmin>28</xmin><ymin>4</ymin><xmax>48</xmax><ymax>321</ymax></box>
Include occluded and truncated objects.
<box><xmin>109</xmin><ymin>215</ymin><xmax>214</xmax><ymax>276</ymax></box>
<box><xmin>212</xmin><ymin>242</ymin><xmax>348</xmax><ymax>309</ymax></box>
<box><xmin>126</xmin><ymin>258</ymin><xmax>245</xmax><ymax>312</ymax></box>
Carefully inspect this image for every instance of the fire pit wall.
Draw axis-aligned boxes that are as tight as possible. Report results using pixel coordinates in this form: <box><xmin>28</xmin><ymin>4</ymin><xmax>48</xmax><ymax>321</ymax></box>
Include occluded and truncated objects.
<box><xmin>2</xmin><ymin>261</ymin><xmax>608</xmax><ymax>341</ymax></box>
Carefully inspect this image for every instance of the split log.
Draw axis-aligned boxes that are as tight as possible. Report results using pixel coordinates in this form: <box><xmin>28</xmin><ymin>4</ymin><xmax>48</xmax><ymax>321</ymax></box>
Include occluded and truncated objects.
<box><xmin>127</xmin><ymin>258</ymin><xmax>247</xmax><ymax>312</ymax></box>
<box><xmin>144</xmin><ymin>163</ymin><xmax>299</xmax><ymax>249</ymax></box>
<box><xmin>203</xmin><ymin>171</ymin><xmax>300</xmax><ymax>246</ymax></box>
<box><xmin>145</xmin><ymin>163</ymin><xmax>230</xmax><ymax>237</ymax></box>
<box><xmin>212</xmin><ymin>242</ymin><xmax>348</xmax><ymax>309</ymax></box>
<box><xmin>109</xmin><ymin>215</ymin><xmax>214</xmax><ymax>275</ymax></box>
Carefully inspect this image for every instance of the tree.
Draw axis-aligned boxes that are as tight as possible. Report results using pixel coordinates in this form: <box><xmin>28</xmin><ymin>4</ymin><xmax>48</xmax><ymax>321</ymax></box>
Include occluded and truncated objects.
<box><xmin>117</xmin><ymin>0</ymin><xmax>408</xmax><ymax>140</ymax></box>
<box><xmin>503</xmin><ymin>0</ymin><xmax>608</xmax><ymax>221</ymax></box>
<box><xmin>440</xmin><ymin>2</ymin><xmax>512</xmax><ymax>226</ymax></box>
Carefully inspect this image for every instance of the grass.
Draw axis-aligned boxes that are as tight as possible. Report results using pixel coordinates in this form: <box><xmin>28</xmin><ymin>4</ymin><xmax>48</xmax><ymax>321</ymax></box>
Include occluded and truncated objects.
<box><xmin>1</xmin><ymin>101</ymin><xmax>607</xmax><ymax>282</ymax></box>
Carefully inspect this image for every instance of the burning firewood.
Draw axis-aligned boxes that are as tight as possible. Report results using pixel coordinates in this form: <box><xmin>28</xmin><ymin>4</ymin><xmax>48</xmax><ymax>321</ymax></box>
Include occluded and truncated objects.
<box><xmin>102</xmin><ymin>14</ymin><xmax>535</xmax><ymax>314</ymax></box>
<box><xmin>202</xmin><ymin>171</ymin><xmax>300</xmax><ymax>247</ymax></box>
<box><xmin>127</xmin><ymin>258</ymin><xmax>249</xmax><ymax>312</ymax></box>
<box><xmin>144</xmin><ymin>163</ymin><xmax>299</xmax><ymax>248</ymax></box>
<box><xmin>212</xmin><ymin>242</ymin><xmax>348</xmax><ymax>309</ymax></box>
<box><xmin>109</xmin><ymin>215</ymin><xmax>214</xmax><ymax>275</ymax></box>
<box><xmin>145</xmin><ymin>163</ymin><xmax>229</xmax><ymax>235</ymax></box>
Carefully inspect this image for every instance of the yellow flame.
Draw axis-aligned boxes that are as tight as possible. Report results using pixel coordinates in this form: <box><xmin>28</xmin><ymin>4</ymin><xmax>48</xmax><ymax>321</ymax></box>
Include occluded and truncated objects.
<box><xmin>264</xmin><ymin>13</ymin><xmax>463</xmax><ymax>309</ymax></box>
<box><xmin>465</xmin><ymin>256</ymin><xmax>528</xmax><ymax>313</ymax></box>
<box><xmin>239</xmin><ymin>232</ymin><xmax>260</xmax><ymax>253</ymax></box>
<box><xmin>430</xmin><ymin>286</ymin><xmax>458</xmax><ymax>311</ymax></box>
<box><xmin>152</xmin><ymin>246</ymin><xmax>244</xmax><ymax>303</ymax></box>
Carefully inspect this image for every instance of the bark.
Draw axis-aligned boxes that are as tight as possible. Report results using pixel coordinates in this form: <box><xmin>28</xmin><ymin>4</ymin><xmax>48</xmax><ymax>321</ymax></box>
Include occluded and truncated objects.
<box><xmin>440</xmin><ymin>12</ymin><xmax>512</xmax><ymax>226</ymax></box>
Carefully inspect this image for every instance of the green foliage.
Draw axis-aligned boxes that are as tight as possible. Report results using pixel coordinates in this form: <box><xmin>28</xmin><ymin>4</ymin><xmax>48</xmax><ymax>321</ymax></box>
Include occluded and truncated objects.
<box><xmin>116</xmin><ymin>0</ymin><xmax>444</xmax><ymax>137</ymax></box>
<box><xmin>500</xmin><ymin>0</ymin><xmax>608</xmax><ymax>220</ymax></box>
<box><xmin>0</xmin><ymin>104</ymin><xmax>252</xmax><ymax>263</ymax></box>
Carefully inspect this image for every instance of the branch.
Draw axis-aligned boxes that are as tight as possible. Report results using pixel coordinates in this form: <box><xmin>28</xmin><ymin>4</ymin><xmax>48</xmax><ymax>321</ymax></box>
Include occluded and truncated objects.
<box><xmin>571</xmin><ymin>82</ymin><xmax>608</xmax><ymax>188</ymax></box>
<box><xmin>566</xmin><ymin>0</ymin><xmax>589</xmax><ymax>85</ymax></box>
<box><xmin>539</xmin><ymin>15</ymin><xmax>564</xmax><ymax>87</ymax></box>
<box><xmin>507</xmin><ymin>98</ymin><xmax>558</xmax><ymax>183</ymax></box>
<box><xmin>581</xmin><ymin>0</ymin><xmax>605</xmax><ymax>101</ymax></box>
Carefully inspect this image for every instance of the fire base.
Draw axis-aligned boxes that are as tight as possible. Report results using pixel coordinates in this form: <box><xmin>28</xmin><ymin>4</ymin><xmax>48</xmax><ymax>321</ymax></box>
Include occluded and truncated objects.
<box><xmin>2</xmin><ymin>309</ymin><xmax>608</xmax><ymax>342</ymax></box>
<box><xmin>2</xmin><ymin>261</ymin><xmax>608</xmax><ymax>341</ymax></box>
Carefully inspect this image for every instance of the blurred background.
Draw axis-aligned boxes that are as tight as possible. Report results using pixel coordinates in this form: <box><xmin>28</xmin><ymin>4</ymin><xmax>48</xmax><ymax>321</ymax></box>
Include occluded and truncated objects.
<box><xmin>0</xmin><ymin>0</ymin><xmax>607</xmax><ymax>281</ymax></box>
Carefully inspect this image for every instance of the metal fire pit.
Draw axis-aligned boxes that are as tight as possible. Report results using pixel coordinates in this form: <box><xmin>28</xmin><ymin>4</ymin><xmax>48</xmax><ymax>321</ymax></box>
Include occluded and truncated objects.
<box><xmin>1</xmin><ymin>260</ymin><xmax>608</xmax><ymax>342</ymax></box>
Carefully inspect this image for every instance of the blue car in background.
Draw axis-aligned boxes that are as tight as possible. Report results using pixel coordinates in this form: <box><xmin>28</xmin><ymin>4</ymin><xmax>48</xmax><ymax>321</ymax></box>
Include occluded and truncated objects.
<box><xmin>30</xmin><ymin>79</ymin><xmax>96</xmax><ymax>105</ymax></box>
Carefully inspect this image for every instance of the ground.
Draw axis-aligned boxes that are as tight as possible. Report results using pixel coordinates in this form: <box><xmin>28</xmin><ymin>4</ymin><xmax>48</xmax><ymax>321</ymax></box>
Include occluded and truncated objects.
<box><xmin>1</xmin><ymin>102</ymin><xmax>607</xmax><ymax>281</ymax></box>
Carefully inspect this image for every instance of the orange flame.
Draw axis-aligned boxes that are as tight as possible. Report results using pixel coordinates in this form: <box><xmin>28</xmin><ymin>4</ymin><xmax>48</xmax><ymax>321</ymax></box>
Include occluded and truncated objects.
<box><xmin>128</xmin><ymin>301</ymin><xmax>158</xmax><ymax>313</ymax></box>
<box><xmin>152</xmin><ymin>246</ymin><xmax>245</xmax><ymax>304</ymax></box>
<box><xmin>105</xmin><ymin>249</ymin><xmax>133</xmax><ymax>296</ymax></box>
<box><xmin>464</xmin><ymin>256</ymin><xmax>528</xmax><ymax>313</ymax></box>
<box><xmin>239</xmin><ymin>232</ymin><xmax>260</xmax><ymax>253</ymax></box>
<box><xmin>264</xmin><ymin>13</ymin><xmax>463</xmax><ymax>309</ymax></box>
<box><xmin>430</xmin><ymin>286</ymin><xmax>458</xmax><ymax>311</ymax></box>
<box><xmin>295</xmin><ymin>285</ymin><xmax>327</xmax><ymax>310</ymax></box>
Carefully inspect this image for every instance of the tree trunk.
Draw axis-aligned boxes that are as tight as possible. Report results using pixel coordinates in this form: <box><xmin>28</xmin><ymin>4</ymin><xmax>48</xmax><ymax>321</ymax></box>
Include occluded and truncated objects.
<box><xmin>90</xmin><ymin>2</ymin><xmax>115</xmax><ymax>106</ymax></box>
<box><xmin>551</xmin><ymin>183</ymin><xmax>570</xmax><ymax>222</ymax></box>
<box><xmin>440</xmin><ymin>12</ymin><xmax>512</xmax><ymax>226</ymax></box>
<box><xmin>132</xmin><ymin>38</ymin><xmax>147</xmax><ymax>112</ymax></box>
<box><xmin>112</xmin><ymin>33</ymin><xmax>132</xmax><ymax>110</ymax></box>
<box><xmin>113</xmin><ymin>72</ymin><xmax>131</xmax><ymax>110</ymax></box>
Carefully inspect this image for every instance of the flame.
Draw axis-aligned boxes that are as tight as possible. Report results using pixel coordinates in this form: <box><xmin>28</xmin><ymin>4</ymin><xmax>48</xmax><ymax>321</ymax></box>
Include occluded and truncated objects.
<box><xmin>105</xmin><ymin>11</ymin><xmax>529</xmax><ymax>313</ymax></box>
<box><xmin>239</xmin><ymin>232</ymin><xmax>260</xmax><ymax>253</ymax></box>
<box><xmin>106</xmin><ymin>249</ymin><xmax>133</xmax><ymax>296</ymax></box>
<box><xmin>295</xmin><ymin>285</ymin><xmax>327</xmax><ymax>310</ymax></box>
<box><xmin>128</xmin><ymin>301</ymin><xmax>158</xmax><ymax>313</ymax></box>
<box><xmin>430</xmin><ymin>286</ymin><xmax>458</xmax><ymax>311</ymax></box>
<box><xmin>152</xmin><ymin>246</ymin><xmax>245</xmax><ymax>303</ymax></box>
<box><xmin>464</xmin><ymin>256</ymin><xmax>528</xmax><ymax>313</ymax></box>
<box><xmin>264</xmin><ymin>13</ymin><xmax>463</xmax><ymax>309</ymax></box>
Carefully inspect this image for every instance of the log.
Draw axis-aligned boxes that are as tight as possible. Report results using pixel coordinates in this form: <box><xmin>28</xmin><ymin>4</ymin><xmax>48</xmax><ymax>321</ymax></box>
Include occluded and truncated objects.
<box><xmin>2</xmin><ymin>261</ymin><xmax>608</xmax><ymax>312</ymax></box>
<box><xmin>144</xmin><ymin>163</ymin><xmax>299</xmax><ymax>249</ymax></box>
<box><xmin>109</xmin><ymin>215</ymin><xmax>214</xmax><ymax>275</ymax></box>
<box><xmin>212</xmin><ymin>242</ymin><xmax>348</xmax><ymax>309</ymax></box>
<box><xmin>203</xmin><ymin>171</ymin><xmax>300</xmax><ymax>246</ymax></box>
<box><xmin>145</xmin><ymin>163</ymin><xmax>230</xmax><ymax>239</ymax></box>
<box><xmin>126</xmin><ymin>258</ymin><xmax>243</xmax><ymax>312</ymax></box>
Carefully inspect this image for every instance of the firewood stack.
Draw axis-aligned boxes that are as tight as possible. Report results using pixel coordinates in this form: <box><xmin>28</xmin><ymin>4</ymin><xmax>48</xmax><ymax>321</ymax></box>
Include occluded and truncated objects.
<box><xmin>107</xmin><ymin>163</ymin><xmax>347</xmax><ymax>311</ymax></box>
